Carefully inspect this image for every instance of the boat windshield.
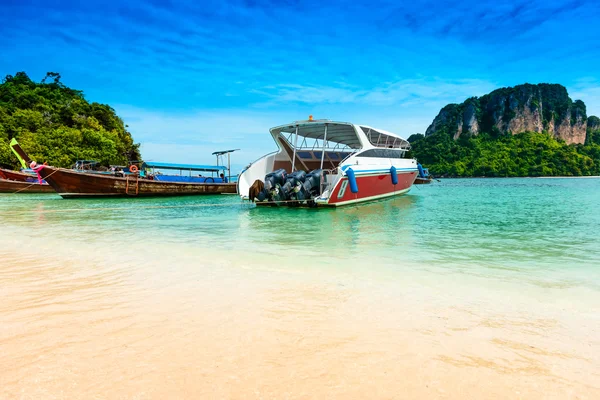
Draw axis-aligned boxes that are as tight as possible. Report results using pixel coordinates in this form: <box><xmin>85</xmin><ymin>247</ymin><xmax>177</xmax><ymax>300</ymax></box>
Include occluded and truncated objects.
<box><xmin>359</xmin><ymin>126</ymin><xmax>410</xmax><ymax>149</ymax></box>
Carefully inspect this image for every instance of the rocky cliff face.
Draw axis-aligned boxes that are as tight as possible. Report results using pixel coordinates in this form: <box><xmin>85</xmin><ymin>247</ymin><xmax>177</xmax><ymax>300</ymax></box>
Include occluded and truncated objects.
<box><xmin>425</xmin><ymin>83</ymin><xmax>593</xmax><ymax>145</ymax></box>
<box><xmin>586</xmin><ymin>116</ymin><xmax>600</xmax><ymax>145</ymax></box>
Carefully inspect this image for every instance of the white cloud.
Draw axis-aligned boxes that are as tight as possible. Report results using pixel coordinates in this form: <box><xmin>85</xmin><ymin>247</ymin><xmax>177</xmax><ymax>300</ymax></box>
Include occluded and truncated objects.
<box><xmin>252</xmin><ymin>78</ymin><xmax>497</xmax><ymax>108</ymax></box>
<box><xmin>116</xmin><ymin>105</ymin><xmax>284</xmax><ymax>143</ymax></box>
<box><xmin>140</xmin><ymin>142</ymin><xmax>264</xmax><ymax>173</ymax></box>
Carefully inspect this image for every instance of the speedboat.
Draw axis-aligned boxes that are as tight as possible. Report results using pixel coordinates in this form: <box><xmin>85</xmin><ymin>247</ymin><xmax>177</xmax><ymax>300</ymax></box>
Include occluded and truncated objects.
<box><xmin>238</xmin><ymin>117</ymin><xmax>419</xmax><ymax>207</ymax></box>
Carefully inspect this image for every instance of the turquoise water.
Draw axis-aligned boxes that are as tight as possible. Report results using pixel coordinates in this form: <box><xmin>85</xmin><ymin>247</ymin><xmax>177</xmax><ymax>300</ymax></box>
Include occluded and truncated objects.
<box><xmin>1</xmin><ymin>178</ymin><xmax>599</xmax><ymax>289</ymax></box>
<box><xmin>2</xmin><ymin>177</ymin><xmax>600</xmax><ymax>398</ymax></box>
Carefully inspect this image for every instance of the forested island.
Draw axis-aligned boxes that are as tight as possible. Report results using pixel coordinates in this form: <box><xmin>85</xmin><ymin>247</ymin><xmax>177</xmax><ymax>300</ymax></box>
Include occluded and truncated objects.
<box><xmin>408</xmin><ymin>83</ymin><xmax>600</xmax><ymax>177</ymax></box>
<box><xmin>0</xmin><ymin>72</ymin><xmax>140</xmax><ymax>169</ymax></box>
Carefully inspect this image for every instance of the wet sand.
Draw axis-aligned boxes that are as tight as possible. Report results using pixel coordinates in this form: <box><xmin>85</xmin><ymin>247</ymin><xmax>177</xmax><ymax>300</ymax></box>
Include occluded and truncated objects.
<box><xmin>1</xmin><ymin>235</ymin><xmax>599</xmax><ymax>399</ymax></box>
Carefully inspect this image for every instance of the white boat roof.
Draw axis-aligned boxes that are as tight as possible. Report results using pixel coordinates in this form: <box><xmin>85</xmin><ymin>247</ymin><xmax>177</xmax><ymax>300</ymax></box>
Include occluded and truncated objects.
<box><xmin>270</xmin><ymin>119</ymin><xmax>408</xmax><ymax>149</ymax></box>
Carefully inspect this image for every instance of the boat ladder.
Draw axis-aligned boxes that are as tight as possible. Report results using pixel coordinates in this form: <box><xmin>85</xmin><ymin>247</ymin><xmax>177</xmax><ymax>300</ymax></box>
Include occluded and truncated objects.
<box><xmin>125</xmin><ymin>175</ymin><xmax>139</xmax><ymax>196</ymax></box>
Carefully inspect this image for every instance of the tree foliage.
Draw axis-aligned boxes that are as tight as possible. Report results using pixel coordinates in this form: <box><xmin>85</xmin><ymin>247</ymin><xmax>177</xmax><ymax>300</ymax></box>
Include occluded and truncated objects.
<box><xmin>0</xmin><ymin>71</ymin><xmax>140</xmax><ymax>169</ymax></box>
<box><xmin>409</xmin><ymin>130</ymin><xmax>600</xmax><ymax>177</ymax></box>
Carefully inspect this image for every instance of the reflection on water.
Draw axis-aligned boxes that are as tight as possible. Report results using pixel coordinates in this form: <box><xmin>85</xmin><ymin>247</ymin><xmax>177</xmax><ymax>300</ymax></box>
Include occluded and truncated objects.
<box><xmin>241</xmin><ymin>194</ymin><xmax>418</xmax><ymax>258</ymax></box>
<box><xmin>1</xmin><ymin>179</ymin><xmax>600</xmax><ymax>398</ymax></box>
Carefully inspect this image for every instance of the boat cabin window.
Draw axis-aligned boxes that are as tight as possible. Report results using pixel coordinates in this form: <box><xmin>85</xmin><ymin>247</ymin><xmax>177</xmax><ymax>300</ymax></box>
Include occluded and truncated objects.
<box><xmin>356</xmin><ymin>149</ymin><xmax>406</xmax><ymax>158</ymax></box>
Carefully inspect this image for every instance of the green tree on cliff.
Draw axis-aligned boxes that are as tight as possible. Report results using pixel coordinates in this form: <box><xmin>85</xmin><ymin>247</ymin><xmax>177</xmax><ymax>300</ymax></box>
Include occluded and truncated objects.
<box><xmin>409</xmin><ymin>132</ymin><xmax>600</xmax><ymax>177</ymax></box>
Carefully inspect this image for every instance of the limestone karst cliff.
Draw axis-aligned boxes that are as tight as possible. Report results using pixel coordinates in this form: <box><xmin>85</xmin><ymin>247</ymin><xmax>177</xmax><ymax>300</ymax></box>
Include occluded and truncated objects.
<box><xmin>425</xmin><ymin>83</ymin><xmax>594</xmax><ymax>145</ymax></box>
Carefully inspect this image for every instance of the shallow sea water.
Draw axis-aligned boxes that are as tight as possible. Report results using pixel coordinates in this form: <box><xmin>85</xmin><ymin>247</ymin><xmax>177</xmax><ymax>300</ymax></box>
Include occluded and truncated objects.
<box><xmin>1</xmin><ymin>178</ymin><xmax>599</xmax><ymax>399</ymax></box>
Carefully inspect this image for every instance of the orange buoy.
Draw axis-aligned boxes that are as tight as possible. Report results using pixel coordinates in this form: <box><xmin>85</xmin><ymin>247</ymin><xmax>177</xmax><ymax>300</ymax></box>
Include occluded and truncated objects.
<box><xmin>129</xmin><ymin>165</ymin><xmax>139</xmax><ymax>173</ymax></box>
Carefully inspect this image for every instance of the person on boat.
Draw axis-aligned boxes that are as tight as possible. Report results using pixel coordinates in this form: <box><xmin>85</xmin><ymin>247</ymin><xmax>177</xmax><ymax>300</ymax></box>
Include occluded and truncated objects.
<box><xmin>29</xmin><ymin>161</ymin><xmax>47</xmax><ymax>184</ymax></box>
<box><xmin>220</xmin><ymin>173</ymin><xmax>228</xmax><ymax>183</ymax></box>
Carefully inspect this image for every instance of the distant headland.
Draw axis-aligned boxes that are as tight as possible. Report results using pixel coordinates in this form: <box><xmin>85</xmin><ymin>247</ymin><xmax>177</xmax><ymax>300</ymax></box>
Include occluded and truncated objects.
<box><xmin>408</xmin><ymin>83</ymin><xmax>600</xmax><ymax>177</ymax></box>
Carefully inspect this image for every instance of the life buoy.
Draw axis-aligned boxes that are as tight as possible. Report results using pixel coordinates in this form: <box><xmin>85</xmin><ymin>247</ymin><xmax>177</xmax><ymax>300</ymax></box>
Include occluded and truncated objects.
<box><xmin>129</xmin><ymin>165</ymin><xmax>139</xmax><ymax>173</ymax></box>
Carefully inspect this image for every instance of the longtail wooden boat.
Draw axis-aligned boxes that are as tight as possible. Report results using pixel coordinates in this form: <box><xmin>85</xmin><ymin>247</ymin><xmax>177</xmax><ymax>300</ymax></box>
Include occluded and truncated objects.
<box><xmin>0</xmin><ymin>167</ymin><xmax>36</xmax><ymax>182</ymax></box>
<box><xmin>10</xmin><ymin>141</ymin><xmax>238</xmax><ymax>198</ymax></box>
<box><xmin>413</xmin><ymin>164</ymin><xmax>433</xmax><ymax>184</ymax></box>
<box><xmin>0</xmin><ymin>167</ymin><xmax>52</xmax><ymax>193</ymax></box>
<box><xmin>0</xmin><ymin>178</ymin><xmax>55</xmax><ymax>193</ymax></box>
<box><xmin>413</xmin><ymin>176</ymin><xmax>433</xmax><ymax>184</ymax></box>
<box><xmin>37</xmin><ymin>166</ymin><xmax>237</xmax><ymax>198</ymax></box>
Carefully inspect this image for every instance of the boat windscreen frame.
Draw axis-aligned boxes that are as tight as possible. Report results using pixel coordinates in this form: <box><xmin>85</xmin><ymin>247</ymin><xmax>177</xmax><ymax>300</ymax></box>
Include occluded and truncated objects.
<box><xmin>359</xmin><ymin>126</ymin><xmax>410</xmax><ymax>150</ymax></box>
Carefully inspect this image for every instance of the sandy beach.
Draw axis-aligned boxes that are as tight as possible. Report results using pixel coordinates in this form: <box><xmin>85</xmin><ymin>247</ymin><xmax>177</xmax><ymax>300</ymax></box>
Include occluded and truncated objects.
<box><xmin>1</xmin><ymin>230</ymin><xmax>599</xmax><ymax>399</ymax></box>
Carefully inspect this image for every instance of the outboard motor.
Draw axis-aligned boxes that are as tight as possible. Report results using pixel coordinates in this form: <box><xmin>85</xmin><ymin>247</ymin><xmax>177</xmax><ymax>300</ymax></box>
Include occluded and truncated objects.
<box><xmin>256</xmin><ymin>189</ymin><xmax>267</xmax><ymax>202</ymax></box>
<box><xmin>267</xmin><ymin>183</ymin><xmax>288</xmax><ymax>203</ymax></box>
<box><xmin>264</xmin><ymin>169</ymin><xmax>287</xmax><ymax>191</ymax></box>
<box><xmin>280</xmin><ymin>170</ymin><xmax>307</xmax><ymax>201</ymax></box>
<box><xmin>296</xmin><ymin>169</ymin><xmax>323</xmax><ymax>200</ymax></box>
<box><xmin>264</xmin><ymin>169</ymin><xmax>288</xmax><ymax>203</ymax></box>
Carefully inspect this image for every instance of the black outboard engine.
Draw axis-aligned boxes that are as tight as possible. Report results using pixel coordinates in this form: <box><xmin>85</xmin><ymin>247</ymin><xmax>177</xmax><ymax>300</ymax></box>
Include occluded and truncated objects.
<box><xmin>284</xmin><ymin>171</ymin><xmax>307</xmax><ymax>200</ymax></box>
<box><xmin>268</xmin><ymin>184</ymin><xmax>287</xmax><ymax>203</ymax></box>
<box><xmin>264</xmin><ymin>169</ymin><xmax>288</xmax><ymax>203</ymax></box>
<box><xmin>296</xmin><ymin>169</ymin><xmax>323</xmax><ymax>201</ymax></box>
<box><xmin>278</xmin><ymin>170</ymin><xmax>305</xmax><ymax>201</ymax></box>
<box><xmin>264</xmin><ymin>169</ymin><xmax>287</xmax><ymax>191</ymax></box>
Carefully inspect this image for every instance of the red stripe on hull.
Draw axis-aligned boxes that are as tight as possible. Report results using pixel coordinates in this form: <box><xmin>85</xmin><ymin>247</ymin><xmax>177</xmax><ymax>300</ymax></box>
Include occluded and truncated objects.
<box><xmin>328</xmin><ymin>171</ymin><xmax>417</xmax><ymax>205</ymax></box>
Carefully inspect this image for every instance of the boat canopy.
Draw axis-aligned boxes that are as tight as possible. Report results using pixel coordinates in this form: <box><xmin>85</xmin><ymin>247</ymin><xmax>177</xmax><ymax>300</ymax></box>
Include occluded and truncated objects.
<box><xmin>271</xmin><ymin>121</ymin><xmax>362</xmax><ymax>149</ymax></box>
<box><xmin>270</xmin><ymin>120</ymin><xmax>409</xmax><ymax>150</ymax></box>
<box><xmin>212</xmin><ymin>149</ymin><xmax>240</xmax><ymax>156</ymax></box>
<box><xmin>141</xmin><ymin>161</ymin><xmax>227</xmax><ymax>172</ymax></box>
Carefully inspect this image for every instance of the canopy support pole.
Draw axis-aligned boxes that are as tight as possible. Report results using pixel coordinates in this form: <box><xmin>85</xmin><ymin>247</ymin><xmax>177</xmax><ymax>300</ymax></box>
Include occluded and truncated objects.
<box><xmin>319</xmin><ymin>124</ymin><xmax>328</xmax><ymax>170</ymax></box>
<box><xmin>227</xmin><ymin>152</ymin><xmax>231</xmax><ymax>182</ymax></box>
<box><xmin>291</xmin><ymin>126</ymin><xmax>299</xmax><ymax>172</ymax></box>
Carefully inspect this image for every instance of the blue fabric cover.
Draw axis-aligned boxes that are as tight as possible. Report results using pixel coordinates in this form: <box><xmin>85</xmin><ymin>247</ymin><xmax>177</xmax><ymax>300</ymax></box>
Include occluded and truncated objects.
<box><xmin>153</xmin><ymin>175</ymin><xmax>224</xmax><ymax>183</ymax></box>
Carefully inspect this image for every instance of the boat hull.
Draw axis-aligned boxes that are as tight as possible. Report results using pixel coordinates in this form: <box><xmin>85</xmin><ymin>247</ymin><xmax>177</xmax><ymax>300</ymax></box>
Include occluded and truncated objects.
<box><xmin>0</xmin><ymin>178</ymin><xmax>55</xmax><ymax>193</ymax></box>
<box><xmin>38</xmin><ymin>167</ymin><xmax>237</xmax><ymax>198</ymax></box>
<box><xmin>323</xmin><ymin>170</ymin><xmax>417</xmax><ymax>206</ymax></box>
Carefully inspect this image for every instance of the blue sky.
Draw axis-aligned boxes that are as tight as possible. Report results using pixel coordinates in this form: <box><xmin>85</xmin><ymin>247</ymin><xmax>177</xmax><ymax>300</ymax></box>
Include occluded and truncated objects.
<box><xmin>1</xmin><ymin>0</ymin><xmax>599</xmax><ymax>171</ymax></box>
